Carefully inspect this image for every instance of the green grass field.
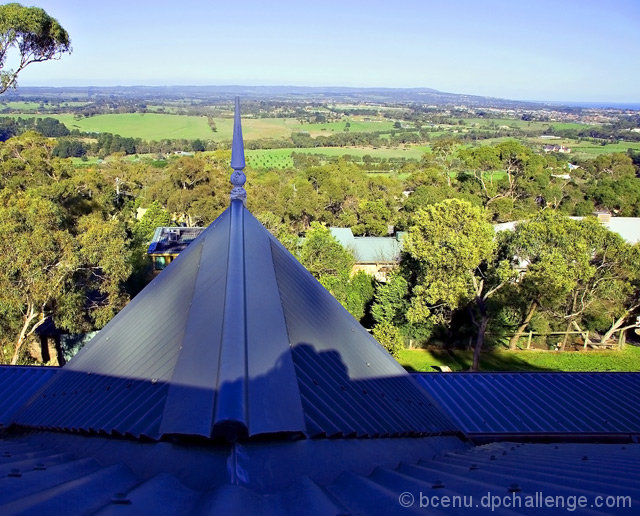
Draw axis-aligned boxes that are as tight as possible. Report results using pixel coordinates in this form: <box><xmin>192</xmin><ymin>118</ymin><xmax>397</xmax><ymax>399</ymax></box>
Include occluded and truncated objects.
<box><xmin>213</xmin><ymin>117</ymin><xmax>301</xmax><ymax>140</ymax></box>
<box><xmin>0</xmin><ymin>113</ymin><xmax>304</xmax><ymax>141</ymax></box>
<box><xmin>397</xmin><ymin>344</ymin><xmax>640</xmax><ymax>372</ymax></box>
<box><xmin>461</xmin><ymin>118</ymin><xmax>592</xmax><ymax>133</ymax></box>
<box><xmin>2</xmin><ymin>109</ymin><xmax>637</xmax><ymax>162</ymax></box>
<box><xmin>0</xmin><ymin>101</ymin><xmax>90</xmax><ymax>111</ymax></box>
<box><xmin>0</xmin><ymin>113</ymin><xmax>215</xmax><ymax>140</ymax></box>
<box><xmin>299</xmin><ymin>119</ymin><xmax>398</xmax><ymax>136</ymax></box>
<box><xmin>1</xmin><ymin>101</ymin><xmax>43</xmax><ymax>110</ymax></box>
<box><xmin>60</xmin><ymin>113</ymin><xmax>214</xmax><ymax>140</ymax></box>
<box><xmin>246</xmin><ymin>145</ymin><xmax>430</xmax><ymax>169</ymax></box>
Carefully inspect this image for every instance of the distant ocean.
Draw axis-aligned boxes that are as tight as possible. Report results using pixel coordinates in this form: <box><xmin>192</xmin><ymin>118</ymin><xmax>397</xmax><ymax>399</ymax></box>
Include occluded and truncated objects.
<box><xmin>550</xmin><ymin>101</ymin><xmax>640</xmax><ymax>110</ymax></box>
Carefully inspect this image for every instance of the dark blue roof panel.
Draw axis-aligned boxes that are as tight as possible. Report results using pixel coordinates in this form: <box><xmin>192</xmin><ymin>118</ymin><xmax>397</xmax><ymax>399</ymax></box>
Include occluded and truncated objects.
<box><xmin>1</xmin><ymin>434</ymin><xmax>639</xmax><ymax>515</ymax></box>
<box><xmin>415</xmin><ymin>372</ymin><xmax>640</xmax><ymax>437</ymax></box>
<box><xmin>0</xmin><ymin>366</ymin><xmax>58</xmax><ymax>427</ymax></box>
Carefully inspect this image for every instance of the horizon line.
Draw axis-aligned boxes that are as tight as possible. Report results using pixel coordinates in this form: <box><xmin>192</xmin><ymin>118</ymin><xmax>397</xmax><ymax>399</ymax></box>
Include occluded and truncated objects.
<box><xmin>9</xmin><ymin>84</ymin><xmax>640</xmax><ymax>108</ymax></box>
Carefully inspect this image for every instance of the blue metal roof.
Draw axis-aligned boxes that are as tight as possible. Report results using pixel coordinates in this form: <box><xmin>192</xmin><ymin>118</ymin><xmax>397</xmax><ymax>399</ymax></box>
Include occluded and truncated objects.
<box><xmin>0</xmin><ymin>433</ymin><xmax>638</xmax><ymax>515</ymax></box>
<box><xmin>415</xmin><ymin>372</ymin><xmax>640</xmax><ymax>438</ymax></box>
<box><xmin>0</xmin><ymin>366</ymin><xmax>58</xmax><ymax>427</ymax></box>
<box><xmin>330</xmin><ymin>227</ymin><xmax>403</xmax><ymax>262</ymax></box>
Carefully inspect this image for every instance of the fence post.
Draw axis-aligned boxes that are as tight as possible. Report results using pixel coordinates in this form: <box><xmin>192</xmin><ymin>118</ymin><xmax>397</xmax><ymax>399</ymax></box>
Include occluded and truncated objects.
<box><xmin>526</xmin><ymin>331</ymin><xmax>532</xmax><ymax>349</ymax></box>
<box><xmin>618</xmin><ymin>329</ymin><xmax>625</xmax><ymax>350</ymax></box>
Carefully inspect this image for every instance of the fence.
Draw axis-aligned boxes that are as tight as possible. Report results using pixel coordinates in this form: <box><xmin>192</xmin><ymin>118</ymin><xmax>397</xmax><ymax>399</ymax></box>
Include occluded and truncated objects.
<box><xmin>516</xmin><ymin>329</ymin><xmax>625</xmax><ymax>350</ymax></box>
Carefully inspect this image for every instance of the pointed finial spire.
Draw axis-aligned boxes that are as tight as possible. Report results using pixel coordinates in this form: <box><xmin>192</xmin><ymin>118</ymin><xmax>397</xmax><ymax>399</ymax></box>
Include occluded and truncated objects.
<box><xmin>230</xmin><ymin>97</ymin><xmax>247</xmax><ymax>202</ymax></box>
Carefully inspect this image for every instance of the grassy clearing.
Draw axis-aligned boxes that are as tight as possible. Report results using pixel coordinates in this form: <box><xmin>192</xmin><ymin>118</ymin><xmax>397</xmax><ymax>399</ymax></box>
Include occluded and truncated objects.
<box><xmin>0</xmin><ymin>113</ymin><xmax>300</xmax><ymax>141</ymax></box>
<box><xmin>397</xmin><ymin>344</ymin><xmax>640</xmax><ymax>372</ymax></box>
<box><xmin>461</xmin><ymin>118</ymin><xmax>591</xmax><ymax>133</ymax></box>
<box><xmin>568</xmin><ymin>140</ymin><xmax>640</xmax><ymax>156</ymax></box>
<box><xmin>1</xmin><ymin>101</ymin><xmax>43</xmax><ymax>110</ymax></box>
<box><xmin>0</xmin><ymin>113</ymin><xmax>214</xmax><ymax>141</ymax></box>
<box><xmin>300</xmin><ymin>119</ymin><xmax>397</xmax><ymax>136</ymax></box>
<box><xmin>0</xmin><ymin>101</ymin><xmax>90</xmax><ymax>111</ymax></box>
<box><xmin>246</xmin><ymin>145</ymin><xmax>429</xmax><ymax>169</ymax></box>
<box><xmin>214</xmin><ymin>117</ymin><xmax>301</xmax><ymax>140</ymax></box>
<box><xmin>59</xmin><ymin>113</ymin><xmax>214</xmax><ymax>140</ymax></box>
<box><xmin>69</xmin><ymin>153</ymin><xmax>162</xmax><ymax>166</ymax></box>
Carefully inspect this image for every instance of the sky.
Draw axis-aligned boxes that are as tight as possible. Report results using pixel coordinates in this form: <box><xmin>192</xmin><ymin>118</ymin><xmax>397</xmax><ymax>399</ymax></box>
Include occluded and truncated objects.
<box><xmin>9</xmin><ymin>0</ymin><xmax>640</xmax><ymax>103</ymax></box>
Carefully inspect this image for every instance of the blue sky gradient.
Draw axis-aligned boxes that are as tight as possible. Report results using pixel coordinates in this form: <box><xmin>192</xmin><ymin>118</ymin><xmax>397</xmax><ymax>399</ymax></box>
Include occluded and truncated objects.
<box><xmin>12</xmin><ymin>0</ymin><xmax>640</xmax><ymax>103</ymax></box>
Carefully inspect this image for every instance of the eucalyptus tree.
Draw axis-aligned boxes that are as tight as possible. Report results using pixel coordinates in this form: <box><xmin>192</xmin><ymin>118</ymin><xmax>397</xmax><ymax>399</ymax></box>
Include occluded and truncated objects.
<box><xmin>403</xmin><ymin>199</ymin><xmax>513</xmax><ymax>370</ymax></box>
<box><xmin>0</xmin><ymin>193</ymin><xmax>130</xmax><ymax>364</ymax></box>
<box><xmin>504</xmin><ymin>211</ymin><xmax>640</xmax><ymax>349</ymax></box>
<box><xmin>0</xmin><ymin>3</ymin><xmax>71</xmax><ymax>93</ymax></box>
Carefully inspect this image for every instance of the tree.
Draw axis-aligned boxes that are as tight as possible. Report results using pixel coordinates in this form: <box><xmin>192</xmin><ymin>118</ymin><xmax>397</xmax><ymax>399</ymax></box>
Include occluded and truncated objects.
<box><xmin>321</xmin><ymin>271</ymin><xmax>374</xmax><ymax>322</ymax></box>
<box><xmin>403</xmin><ymin>199</ymin><xmax>511</xmax><ymax>370</ymax></box>
<box><xmin>299</xmin><ymin>222</ymin><xmax>354</xmax><ymax>278</ymax></box>
<box><xmin>191</xmin><ymin>139</ymin><xmax>205</xmax><ymax>152</ymax></box>
<box><xmin>504</xmin><ymin>212</ymin><xmax>640</xmax><ymax>349</ymax></box>
<box><xmin>495</xmin><ymin>140</ymin><xmax>533</xmax><ymax>198</ymax></box>
<box><xmin>299</xmin><ymin>223</ymin><xmax>376</xmax><ymax>322</ymax></box>
<box><xmin>0</xmin><ymin>3</ymin><xmax>71</xmax><ymax>93</ymax></box>
<box><xmin>458</xmin><ymin>145</ymin><xmax>501</xmax><ymax>203</ymax></box>
<box><xmin>372</xmin><ymin>321</ymin><xmax>403</xmax><ymax>357</ymax></box>
<box><xmin>431</xmin><ymin>137</ymin><xmax>459</xmax><ymax>187</ymax></box>
<box><xmin>0</xmin><ymin>193</ymin><xmax>130</xmax><ymax>364</ymax></box>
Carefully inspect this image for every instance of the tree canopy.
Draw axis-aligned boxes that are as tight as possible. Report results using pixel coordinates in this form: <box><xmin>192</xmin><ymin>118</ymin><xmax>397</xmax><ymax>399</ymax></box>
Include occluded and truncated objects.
<box><xmin>0</xmin><ymin>3</ymin><xmax>71</xmax><ymax>93</ymax></box>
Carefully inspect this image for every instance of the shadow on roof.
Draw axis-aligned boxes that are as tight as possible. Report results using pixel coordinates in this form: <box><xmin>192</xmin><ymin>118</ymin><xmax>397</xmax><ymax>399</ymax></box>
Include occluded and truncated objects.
<box><xmin>9</xmin><ymin>343</ymin><xmax>460</xmax><ymax>442</ymax></box>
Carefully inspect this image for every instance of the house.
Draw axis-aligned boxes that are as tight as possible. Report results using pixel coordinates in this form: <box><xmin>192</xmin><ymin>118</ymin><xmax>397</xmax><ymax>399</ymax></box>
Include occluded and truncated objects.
<box><xmin>329</xmin><ymin>227</ymin><xmax>404</xmax><ymax>281</ymax></box>
<box><xmin>0</xmin><ymin>100</ymin><xmax>638</xmax><ymax>514</ymax></box>
<box><xmin>543</xmin><ymin>144</ymin><xmax>571</xmax><ymax>153</ymax></box>
<box><xmin>147</xmin><ymin>226</ymin><xmax>205</xmax><ymax>272</ymax></box>
<box><xmin>148</xmin><ymin>224</ymin><xmax>404</xmax><ymax>281</ymax></box>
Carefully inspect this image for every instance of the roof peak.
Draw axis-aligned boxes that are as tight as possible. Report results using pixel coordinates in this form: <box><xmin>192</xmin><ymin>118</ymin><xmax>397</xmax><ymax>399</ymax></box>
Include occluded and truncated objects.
<box><xmin>230</xmin><ymin>97</ymin><xmax>246</xmax><ymax>203</ymax></box>
<box><xmin>13</xmin><ymin>204</ymin><xmax>457</xmax><ymax>442</ymax></box>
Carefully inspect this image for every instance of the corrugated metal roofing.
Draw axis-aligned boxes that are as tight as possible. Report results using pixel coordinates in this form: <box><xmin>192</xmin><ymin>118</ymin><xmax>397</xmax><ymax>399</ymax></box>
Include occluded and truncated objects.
<box><xmin>13</xmin><ymin>200</ymin><xmax>457</xmax><ymax>441</ymax></box>
<box><xmin>0</xmin><ymin>366</ymin><xmax>58</xmax><ymax>427</ymax></box>
<box><xmin>330</xmin><ymin>227</ymin><xmax>403</xmax><ymax>262</ymax></box>
<box><xmin>1</xmin><ymin>433</ymin><xmax>638</xmax><ymax>515</ymax></box>
<box><xmin>415</xmin><ymin>372</ymin><xmax>640</xmax><ymax>437</ymax></box>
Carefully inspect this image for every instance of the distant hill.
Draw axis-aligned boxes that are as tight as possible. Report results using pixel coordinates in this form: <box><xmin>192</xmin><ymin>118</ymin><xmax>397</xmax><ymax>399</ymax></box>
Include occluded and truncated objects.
<box><xmin>6</xmin><ymin>85</ymin><xmax>547</xmax><ymax>109</ymax></box>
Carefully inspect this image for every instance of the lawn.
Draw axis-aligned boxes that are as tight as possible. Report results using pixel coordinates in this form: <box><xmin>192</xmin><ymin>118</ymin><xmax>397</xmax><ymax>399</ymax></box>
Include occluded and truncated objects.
<box><xmin>397</xmin><ymin>344</ymin><xmax>640</xmax><ymax>372</ymax></box>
